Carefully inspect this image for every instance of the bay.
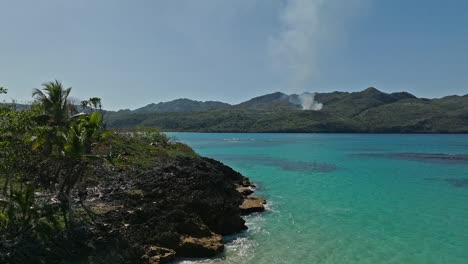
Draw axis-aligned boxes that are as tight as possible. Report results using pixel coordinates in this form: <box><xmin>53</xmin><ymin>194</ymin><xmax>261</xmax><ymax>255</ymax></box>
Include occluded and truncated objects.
<box><xmin>170</xmin><ymin>133</ymin><xmax>468</xmax><ymax>264</ymax></box>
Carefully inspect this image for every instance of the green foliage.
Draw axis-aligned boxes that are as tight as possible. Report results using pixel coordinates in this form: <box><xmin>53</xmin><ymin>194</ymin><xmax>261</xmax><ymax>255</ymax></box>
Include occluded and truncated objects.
<box><xmin>0</xmin><ymin>184</ymin><xmax>65</xmax><ymax>241</ymax></box>
<box><xmin>0</xmin><ymin>87</ymin><xmax>10</xmax><ymax>113</ymax></box>
<box><xmin>81</xmin><ymin>97</ymin><xmax>103</xmax><ymax>114</ymax></box>
<box><xmin>0</xmin><ymin>212</ymin><xmax>8</xmax><ymax>229</ymax></box>
<box><xmin>1</xmin><ymin>93</ymin><xmax>41</xmax><ymax>235</ymax></box>
<box><xmin>104</xmin><ymin>127</ymin><xmax>196</xmax><ymax>172</ymax></box>
<box><xmin>32</xmin><ymin>80</ymin><xmax>72</xmax><ymax>126</ymax></box>
<box><xmin>63</xmin><ymin>112</ymin><xmax>105</xmax><ymax>158</ymax></box>
<box><xmin>1</xmin><ymin>81</ymin><xmax>109</xmax><ymax>239</ymax></box>
<box><xmin>132</xmin><ymin>98</ymin><xmax>230</xmax><ymax>113</ymax></box>
<box><xmin>10</xmin><ymin>185</ymin><xmax>38</xmax><ymax>228</ymax></box>
<box><xmin>1</xmin><ymin>80</ymin><xmax>202</xmax><ymax>262</ymax></box>
<box><xmin>88</xmin><ymin>97</ymin><xmax>102</xmax><ymax>110</ymax></box>
<box><xmin>127</xmin><ymin>189</ymin><xmax>144</xmax><ymax>196</ymax></box>
<box><xmin>0</xmin><ymin>108</ymin><xmax>42</xmax><ymax>199</ymax></box>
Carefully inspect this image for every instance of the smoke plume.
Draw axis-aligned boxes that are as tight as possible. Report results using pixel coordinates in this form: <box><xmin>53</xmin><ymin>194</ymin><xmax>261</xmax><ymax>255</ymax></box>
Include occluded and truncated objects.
<box><xmin>289</xmin><ymin>92</ymin><xmax>323</xmax><ymax>110</ymax></box>
<box><xmin>298</xmin><ymin>93</ymin><xmax>323</xmax><ymax>110</ymax></box>
<box><xmin>270</xmin><ymin>0</ymin><xmax>323</xmax><ymax>91</ymax></box>
<box><xmin>270</xmin><ymin>0</ymin><xmax>367</xmax><ymax>93</ymax></box>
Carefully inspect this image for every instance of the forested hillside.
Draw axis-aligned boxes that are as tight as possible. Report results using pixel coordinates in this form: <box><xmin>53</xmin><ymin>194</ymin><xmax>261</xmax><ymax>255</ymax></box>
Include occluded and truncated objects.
<box><xmin>106</xmin><ymin>88</ymin><xmax>468</xmax><ymax>133</ymax></box>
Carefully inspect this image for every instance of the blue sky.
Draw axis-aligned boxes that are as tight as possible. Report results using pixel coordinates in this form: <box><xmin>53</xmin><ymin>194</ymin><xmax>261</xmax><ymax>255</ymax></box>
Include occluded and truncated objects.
<box><xmin>1</xmin><ymin>0</ymin><xmax>467</xmax><ymax>110</ymax></box>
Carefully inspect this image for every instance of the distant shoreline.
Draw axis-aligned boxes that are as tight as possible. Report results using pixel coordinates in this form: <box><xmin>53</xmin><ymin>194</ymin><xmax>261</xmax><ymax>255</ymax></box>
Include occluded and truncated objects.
<box><xmin>163</xmin><ymin>131</ymin><xmax>468</xmax><ymax>135</ymax></box>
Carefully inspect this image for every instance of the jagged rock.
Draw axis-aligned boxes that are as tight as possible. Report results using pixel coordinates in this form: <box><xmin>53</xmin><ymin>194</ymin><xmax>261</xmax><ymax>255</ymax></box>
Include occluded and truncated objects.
<box><xmin>143</xmin><ymin>246</ymin><xmax>176</xmax><ymax>264</ymax></box>
<box><xmin>241</xmin><ymin>178</ymin><xmax>252</xmax><ymax>187</ymax></box>
<box><xmin>84</xmin><ymin>156</ymin><xmax>252</xmax><ymax>261</ymax></box>
<box><xmin>240</xmin><ymin>197</ymin><xmax>266</xmax><ymax>215</ymax></box>
<box><xmin>237</xmin><ymin>186</ymin><xmax>254</xmax><ymax>196</ymax></box>
<box><xmin>1</xmin><ymin>155</ymin><xmax>265</xmax><ymax>263</ymax></box>
<box><xmin>177</xmin><ymin>234</ymin><xmax>224</xmax><ymax>257</ymax></box>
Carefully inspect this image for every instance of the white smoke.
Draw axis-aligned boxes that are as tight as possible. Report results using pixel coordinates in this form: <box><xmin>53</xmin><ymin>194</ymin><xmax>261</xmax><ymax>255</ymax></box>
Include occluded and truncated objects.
<box><xmin>288</xmin><ymin>92</ymin><xmax>323</xmax><ymax>110</ymax></box>
<box><xmin>270</xmin><ymin>0</ymin><xmax>323</xmax><ymax>91</ymax></box>
<box><xmin>270</xmin><ymin>0</ymin><xmax>367</xmax><ymax>92</ymax></box>
<box><xmin>298</xmin><ymin>93</ymin><xmax>323</xmax><ymax>110</ymax></box>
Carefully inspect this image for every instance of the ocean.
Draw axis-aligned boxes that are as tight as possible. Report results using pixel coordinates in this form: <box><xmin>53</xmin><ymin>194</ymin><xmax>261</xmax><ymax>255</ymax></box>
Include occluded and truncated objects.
<box><xmin>169</xmin><ymin>133</ymin><xmax>468</xmax><ymax>264</ymax></box>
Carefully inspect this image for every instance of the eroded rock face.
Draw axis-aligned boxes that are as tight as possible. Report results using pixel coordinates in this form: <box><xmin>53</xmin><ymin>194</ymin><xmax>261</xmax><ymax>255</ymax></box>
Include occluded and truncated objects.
<box><xmin>143</xmin><ymin>246</ymin><xmax>176</xmax><ymax>264</ymax></box>
<box><xmin>240</xmin><ymin>197</ymin><xmax>266</xmax><ymax>215</ymax></box>
<box><xmin>86</xmin><ymin>156</ymin><xmax>251</xmax><ymax>261</ymax></box>
<box><xmin>237</xmin><ymin>186</ymin><xmax>254</xmax><ymax>196</ymax></box>
<box><xmin>177</xmin><ymin>234</ymin><xmax>224</xmax><ymax>257</ymax></box>
<box><xmin>2</xmin><ymin>155</ymin><xmax>265</xmax><ymax>263</ymax></box>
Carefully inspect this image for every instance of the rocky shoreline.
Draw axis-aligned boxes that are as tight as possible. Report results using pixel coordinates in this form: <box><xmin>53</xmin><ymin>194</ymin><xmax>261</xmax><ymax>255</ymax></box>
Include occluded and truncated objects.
<box><xmin>1</xmin><ymin>153</ymin><xmax>265</xmax><ymax>263</ymax></box>
<box><xmin>85</xmin><ymin>156</ymin><xmax>265</xmax><ymax>263</ymax></box>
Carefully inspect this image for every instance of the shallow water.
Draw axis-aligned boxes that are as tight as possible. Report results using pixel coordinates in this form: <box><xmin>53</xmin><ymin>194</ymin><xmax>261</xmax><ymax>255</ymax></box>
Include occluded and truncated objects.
<box><xmin>169</xmin><ymin>133</ymin><xmax>468</xmax><ymax>264</ymax></box>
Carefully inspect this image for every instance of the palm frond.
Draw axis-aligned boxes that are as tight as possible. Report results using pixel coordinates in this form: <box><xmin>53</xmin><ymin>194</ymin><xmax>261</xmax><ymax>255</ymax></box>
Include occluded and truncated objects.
<box><xmin>33</xmin><ymin>80</ymin><xmax>73</xmax><ymax>125</ymax></box>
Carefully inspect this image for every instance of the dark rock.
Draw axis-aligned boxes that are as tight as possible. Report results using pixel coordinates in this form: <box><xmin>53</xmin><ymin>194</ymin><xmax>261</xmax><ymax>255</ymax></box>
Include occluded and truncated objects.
<box><xmin>237</xmin><ymin>186</ymin><xmax>254</xmax><ymax>196</ymax></box>
<box><xmin>86</xmin><ymin>156</ymin><xmax>253</xmax><ymax>260</ymax></box>
<box><xmin>1</xmin><ymin>155</ymin><xmax>265</xmax><ymax>263</ymax></box>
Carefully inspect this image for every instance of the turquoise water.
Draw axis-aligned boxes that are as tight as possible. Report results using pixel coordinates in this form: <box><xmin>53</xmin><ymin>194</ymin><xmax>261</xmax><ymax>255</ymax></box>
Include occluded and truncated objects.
<box><xmin>170</xmin><ymin>133</ymin><xmax>468</xmax><ymax>264</ymax></box>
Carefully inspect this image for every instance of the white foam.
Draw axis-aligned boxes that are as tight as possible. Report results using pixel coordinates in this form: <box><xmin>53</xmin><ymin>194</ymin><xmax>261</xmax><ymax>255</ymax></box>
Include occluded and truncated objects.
<box><xmin>175</xmin><ymin>237</ymin><xmax>258</xmax><ymax>264</ymax></box>
<box><xmin>223</xmin><ymin>138</ymin><xmax>257</xmax><ymax>142</ymax></box>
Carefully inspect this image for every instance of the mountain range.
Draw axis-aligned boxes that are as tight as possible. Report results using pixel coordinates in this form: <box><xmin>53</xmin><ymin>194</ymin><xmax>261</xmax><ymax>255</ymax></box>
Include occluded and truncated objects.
<box><xmin>106</xmin><ymin>87</ymin><xmax>468</xmax><ymax>133</ymax></box>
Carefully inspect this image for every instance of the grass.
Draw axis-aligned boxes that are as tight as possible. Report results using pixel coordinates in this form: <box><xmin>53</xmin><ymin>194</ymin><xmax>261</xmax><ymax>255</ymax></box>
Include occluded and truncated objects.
<box><xmin>127</xmin><ymin>189</ymin><xmax>144</xmax><ymax>196</ymax></box>
<box><xmin>102</xmin><ymin>131</ymin><xmax>197</xmax><ymax>173</ymax></box>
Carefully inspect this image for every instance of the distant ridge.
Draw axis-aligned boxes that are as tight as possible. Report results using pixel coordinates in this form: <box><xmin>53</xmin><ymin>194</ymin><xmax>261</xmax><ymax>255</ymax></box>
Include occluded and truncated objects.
<box><xmin>107</xmin><ymin>87</ymin><xmax>468</xmax><ymax>133</ymax></box>
<box><xmin>235</xmin><ymin>92</ymin><xmax>294</xmax><ymax>110</ymax></box>
<box><xmin>133</xmin><ymin>98</ymin><xmax>230</xmax><ymax>113</ymax></box>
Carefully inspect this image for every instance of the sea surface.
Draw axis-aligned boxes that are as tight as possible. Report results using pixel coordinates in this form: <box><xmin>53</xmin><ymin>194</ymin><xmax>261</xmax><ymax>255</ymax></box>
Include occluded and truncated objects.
<box><xmin>169</xmin><ymin>133</ymin><xmax>468</xmax><ymax>264</ymax></box>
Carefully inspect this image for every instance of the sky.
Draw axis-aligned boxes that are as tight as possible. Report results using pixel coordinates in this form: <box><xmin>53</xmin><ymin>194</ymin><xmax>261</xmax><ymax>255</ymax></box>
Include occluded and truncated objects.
<box><xmin>1</xmin><ymin>0</ymin><xmax>468</xmax><ymax>110</ymax></box>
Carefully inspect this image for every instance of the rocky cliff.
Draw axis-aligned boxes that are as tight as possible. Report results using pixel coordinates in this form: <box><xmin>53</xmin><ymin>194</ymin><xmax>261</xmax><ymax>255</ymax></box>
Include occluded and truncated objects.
<box><xmin>2</xmin><ymin>156</ymin><xmax>264</xmax><ymax>264</ymax></box>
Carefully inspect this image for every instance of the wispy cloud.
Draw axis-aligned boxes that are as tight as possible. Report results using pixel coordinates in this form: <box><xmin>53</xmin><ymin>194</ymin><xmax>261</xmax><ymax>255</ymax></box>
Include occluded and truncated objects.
<box><xmin>270</xmin><ymin>0</ymin><xmax>367</xmax><ymax>93</ymax></box>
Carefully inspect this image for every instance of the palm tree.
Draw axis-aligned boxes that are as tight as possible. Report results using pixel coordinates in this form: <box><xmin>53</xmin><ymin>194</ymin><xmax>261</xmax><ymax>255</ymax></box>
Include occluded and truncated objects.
<box><xmin>58</xmin><ymin>112</ymin><xmax>105</xmax><ymax>227</ymax></box>
<box><xmin>88</xmin><ymin>97</ymin><xmax>102</xmax><ymax>110</ymax></box>
<box><xmin>32</xmin><ymin>80</ymin><xmax>72</xmax><ymax>126</ymax></box>
<box><xmin>31</xmin><ymin>81</ymin><xmax>107</xmax><ymax>228</ymax></box>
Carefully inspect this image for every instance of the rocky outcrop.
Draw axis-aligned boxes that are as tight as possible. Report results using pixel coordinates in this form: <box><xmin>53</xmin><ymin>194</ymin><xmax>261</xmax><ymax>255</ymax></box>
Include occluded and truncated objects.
<box><xmin>142</xmin><ymin>246</ymin><xmax>176</xmax><ymax>264</ymax></box>
<box><xmin>80</xmin><ymin>156</ymin><xmax>265</xmax><ymax>263</ymax></box>
<box><xmin>177</xmin><ymin>234</ymin><xmax>224</xmax><ymax>257</ymax></box>
<box><xmin>237</xmin><ymin>186</ymin><xmax>254</xmax><ymax>196</ymax></box>
<box><xmin>240</xmin><ymin>196</ymin><xmax>266</xmax><ymax>215</ymax></box>
<box><xmin>1</xmin><ymin>155</ymin><xmax>265</xmax><ymax>263</ymax></box>
<box><xmin>236</xmin><ymin>180</ymin><xmax>265</xmax><ymax>215</ymax></box>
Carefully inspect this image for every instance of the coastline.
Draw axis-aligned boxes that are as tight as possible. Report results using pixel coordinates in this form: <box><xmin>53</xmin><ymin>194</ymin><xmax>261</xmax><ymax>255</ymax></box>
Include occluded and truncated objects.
<box><xmin>0</xmin><ymin>132</ymin><xmax>266</xmax><ymax>264</ymax></box>
<box><xmin>164</xmin><ymin>130</ymin><xmax>468</xmax><ymax>134</ymax></box>
<box><xmin>86</xmin><ymin>156</ymin><xmax>266</xmax><ymax>264</ymax></box>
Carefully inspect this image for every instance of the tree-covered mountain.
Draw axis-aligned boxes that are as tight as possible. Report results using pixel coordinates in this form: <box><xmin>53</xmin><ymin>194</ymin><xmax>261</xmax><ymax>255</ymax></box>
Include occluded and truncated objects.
<box><xmin>131</xmin><ymin>98</ymin><xmax>231</xmax><ymax>113</ymax></box>
<box><xmin>234</xmin><ymin>92</ymin><xmax>298</xmax><ymax>110</ymax></box>
<box><xmin>106</xmin><ymin>87</ymin><xmax>468</xmax><ymax>133</ymax></box>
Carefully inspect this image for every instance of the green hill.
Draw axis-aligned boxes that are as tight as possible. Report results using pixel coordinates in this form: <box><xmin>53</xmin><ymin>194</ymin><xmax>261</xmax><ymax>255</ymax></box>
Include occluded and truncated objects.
<box><xmin>106</xmin><ymin>88</ymin><xmax>468</xmax><ymax>133</ymax></box>
<box><xmin>132</xmin><ymin>98</ymin><xmax>231</xmax><ymax>113</ymax></box>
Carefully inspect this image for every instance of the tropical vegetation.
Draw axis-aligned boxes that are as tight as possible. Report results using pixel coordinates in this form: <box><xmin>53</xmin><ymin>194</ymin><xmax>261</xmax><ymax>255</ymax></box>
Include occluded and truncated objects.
<box><xmin>0</xmin><ymin>81</ymin><xmax>195</xmax><ymax>263</ymax></box>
